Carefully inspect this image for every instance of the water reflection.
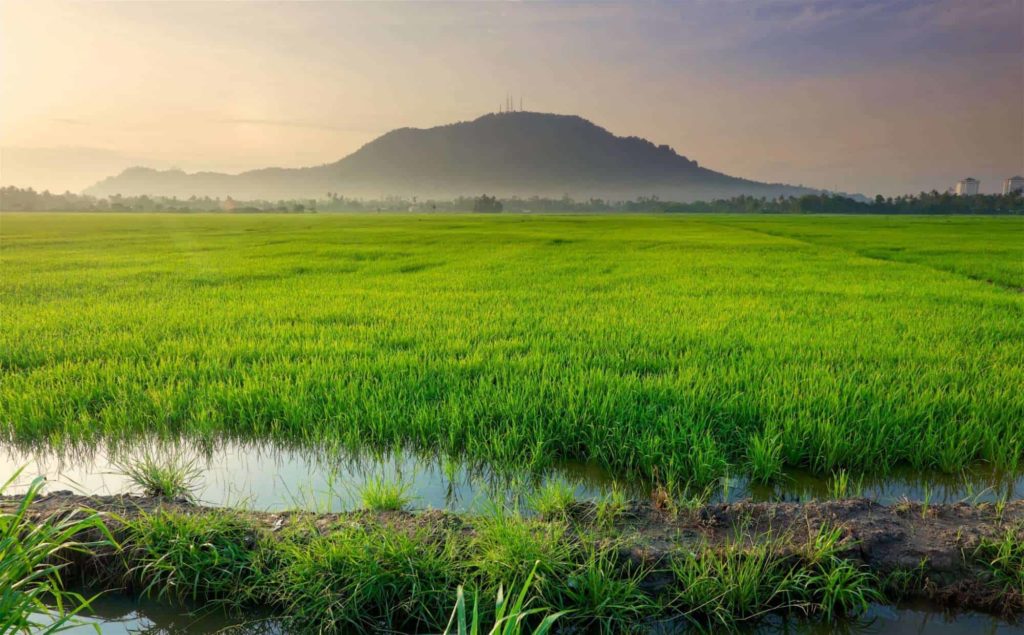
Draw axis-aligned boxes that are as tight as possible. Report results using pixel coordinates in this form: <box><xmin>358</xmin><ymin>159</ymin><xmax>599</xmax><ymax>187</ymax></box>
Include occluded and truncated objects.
<box><xmin>55</xmin><ymin>597</ymin><xmax>1023</xmax><ymax>635</ymax></box>
<box><xmin>0</xmin><ymin>440</ymin><xmax>621</xmax><ymax>512</ymax></box>
<box><xmin>54</xmin><ymin>594</ymin><xmax>278</xmax><ymax>634</ymax></box>
<box><xmin>0</xmin><ymin>439</ymin><xmax>1020</xmax><ymax>512</ymax></box>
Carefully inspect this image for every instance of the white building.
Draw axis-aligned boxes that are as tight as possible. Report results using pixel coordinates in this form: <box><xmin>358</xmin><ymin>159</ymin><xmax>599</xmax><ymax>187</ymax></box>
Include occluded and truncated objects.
<box><xmin>955</xmin><ymin>178</ymin><xmax>980</xmax><ymax>196</ymax></box>
<box><xmin>1003</xmin><ymin>176</ymin><xmax>1024</xmax><ymax>195</ymax></box>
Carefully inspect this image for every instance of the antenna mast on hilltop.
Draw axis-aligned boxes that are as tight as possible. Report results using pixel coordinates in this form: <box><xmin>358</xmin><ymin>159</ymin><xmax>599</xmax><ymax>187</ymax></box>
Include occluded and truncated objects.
<box><xmin>497</xmin><ymin>92</ymin><xmax>524</xmax><ymax>114</ymax></box>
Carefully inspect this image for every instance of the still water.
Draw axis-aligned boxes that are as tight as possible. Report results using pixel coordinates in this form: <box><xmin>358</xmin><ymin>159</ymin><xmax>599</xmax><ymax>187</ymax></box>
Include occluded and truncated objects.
<box><xmin>11</xmin><ymin>440</ymin><xmax>1022</xmax><ymax>634</ymax></box>
<box><xmin>52</xmin><ymin>595</ymin><xmax>1023</xmax><ymax>634</ymax></box>
<box><xmin>2</xmin><ymin>440</ymin><xmax>1021</xmax><ymax>512</ymax></box>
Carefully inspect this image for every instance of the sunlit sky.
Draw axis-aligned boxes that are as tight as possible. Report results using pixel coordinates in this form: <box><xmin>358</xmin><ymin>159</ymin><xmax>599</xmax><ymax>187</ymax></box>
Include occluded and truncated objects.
<box><xmin>2</xmin><ymin>0</ymin><xmax>1022</xmax><ymax>195</ymax></box>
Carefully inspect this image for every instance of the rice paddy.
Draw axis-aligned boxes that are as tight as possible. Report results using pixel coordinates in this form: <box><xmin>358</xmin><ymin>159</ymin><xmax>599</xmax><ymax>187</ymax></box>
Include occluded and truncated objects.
<box><xmin>1</xmin><ymin>208</ymin><xmax>1022</xmax><ymax>633</ymax></box>
<box><xmin>2</xmin><ymin>213</ymin><xmax>1023</xmax><ymax>489</ymax></box>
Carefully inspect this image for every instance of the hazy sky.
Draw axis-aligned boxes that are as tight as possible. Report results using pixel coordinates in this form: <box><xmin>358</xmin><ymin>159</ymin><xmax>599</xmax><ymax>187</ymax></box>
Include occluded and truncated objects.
<box><xmin>2</xmin><ymin>0</ymin><xmax>1022</xmax><ymax>195</ymax></box>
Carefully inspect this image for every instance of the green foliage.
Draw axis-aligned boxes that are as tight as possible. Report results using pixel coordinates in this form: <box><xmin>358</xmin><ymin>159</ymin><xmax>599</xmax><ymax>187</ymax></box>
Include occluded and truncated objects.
<box><xmin>1</xmin><ymin>468</ymin><xmax>114</xmax><ymax>634</ymax></box>
<box><xmin>526</xmin><ymin>481</ymin><xmax>576</xmax><ymax>521</ymax></box>
<box><xmin>594</xmin><ymin>487</ymin><xmax>628</xmax><ymax>529</ymax></box>
<box><xmin>121</xmin><ymin>510</ymin><xmax>262</xmax><ymax>606</ymax></box>
<box><xmin>268</xmin><ymin>524</ymin><xmax>461</xmax><ymax>633</ymax></box>
<box><xmin>824</xmin><ymin>469</ymin><xmax>865</xmax><ymax>500</ymax></box>
<box><xmin>2</xmin><ymin>214</ymin><xmax>1023</xmax><ymax>489</ymax></box>
<box><xmin>746</xmin><ymin>431</ymin><xmax>784</xmax><ymax>484</ymax></box>
<box><xmin>360</xmin><ymin>476</ymin><xmax>413</xmax><ymax>511</ymax></box>
<box><xmin>443</xmin><ymin>563</ymin><xmax>565</xmax><ymax>635</ymax></box>
<box><xmin>554</xmin><ymin>545</ymin><xmax>652</xmax><ymax>634</ymax></box>
<box><xmin>670</xmin><ymin>525</ymin><xmax>880</xmax><ymax>628</ymax></box>
<box><xmin>471</xmin><ymin>511</ymin><xmax>574</xmax><ymax>591</ymax></box>
<box><xmin>114</xmin><ymin>452</ymin><xmax>201</xmax><ymax>501</ymax></box>
<box><xmin>975</xmin><ymin>525</ymin><xmax>1024</xmax><ymax>596</ymax></box>
<box><xmin>92</xmin><ymin>503</ymin><xmax>894</xmax><ymax>633</ymax></box>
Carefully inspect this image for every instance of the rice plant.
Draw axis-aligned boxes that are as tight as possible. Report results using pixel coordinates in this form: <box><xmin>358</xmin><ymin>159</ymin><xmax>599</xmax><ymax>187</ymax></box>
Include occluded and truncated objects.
<box><xmin>975</xmin><ymin>524</ymin><xmax>1024</xmax><ymax>596</ymax></box>
<box><xmin>670</xmin><ymin>525</ymin><xmax>879</xmax><ymax>628</ymax></box>
<box><xmin>554</xmin><ymin>544</ymin><xmax>653</xmax><ymax>634</ymax></box>
<box><xmin>746</xmin><ymin>431</ymin><xmax>784</xmax><ymax>485</ymax></box>
<box><xmin>1</xmin><ymin>468</ymin><xmax>114</xmax><ymax>635</ymax></box>
<box><xmin>594</xmin><ymin>486</ymin><xmax>628</xmax><ymax>529</ymax></box>
<box><xmin>360</xmin><ymin>476</ymin><xmax>413</xmax><ymax>511</ymax></box>
<box><xmin>526</xmin><ymin>481</ymin><xmax>576</xmax><ymax>521</ymax></box>
<box><xmin>114</xmin><ymin>452</ymin><xmax>202</xmax><ymax>501</ymax></box>
<box><xmin>2</xmin><ymin>213</ymin><xmax>1022</xmax><ymax>489</ymax></box>
<box><xmin>442</xmin><ymin>563</ymin><xmax>566</xmax><ymax>635</ymax></box>
<box><xmin>120</xmin><ymin>510</ymin><xmax>263</xmax><ymax>606</ymax></box>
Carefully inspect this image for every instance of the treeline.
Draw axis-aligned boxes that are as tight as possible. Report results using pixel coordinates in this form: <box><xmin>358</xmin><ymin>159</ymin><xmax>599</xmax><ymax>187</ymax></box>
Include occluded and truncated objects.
<box><xmin>2</xmin><ymin>186</ymin><xmax>1022</xmax><ymax>215</ymax></box>
<box><xmin>660</xmin><ymin>191</ymin><xmax>1024</xmax><ymax>215</ymax></box>
<box><xmin>0</xmin><ymin>187</ymin><xmax>316</xmax><ymax>213</ymax></box>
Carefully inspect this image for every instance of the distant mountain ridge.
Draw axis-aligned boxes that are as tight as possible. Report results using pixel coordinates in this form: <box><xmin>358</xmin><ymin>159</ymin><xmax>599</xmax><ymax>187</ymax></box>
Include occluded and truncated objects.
<box><xmin>86</xmin><ymin>112</ymin><xmax>818</xmax><ymax>201</ymax></box>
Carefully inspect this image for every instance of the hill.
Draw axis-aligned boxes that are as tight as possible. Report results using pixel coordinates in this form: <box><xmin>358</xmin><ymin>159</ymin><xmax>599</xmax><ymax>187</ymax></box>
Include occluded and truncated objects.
<box><xmin>85</xmin><ymin>112</ymin><xmax>817</xmax><ymax>201</ymax></box>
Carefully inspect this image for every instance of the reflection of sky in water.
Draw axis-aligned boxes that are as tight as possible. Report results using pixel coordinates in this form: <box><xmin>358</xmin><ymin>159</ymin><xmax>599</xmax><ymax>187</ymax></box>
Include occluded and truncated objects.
<box><xmin>11</xmin><ymin>441</ymin><xmax>1021</xmax><ymax>634</ymax></box>
<box><xmin>50</xmin><ymin>597</ymin><xmax>1024</xmax><ymax>635</ymax></box>
<box><xmin>43</xmin><ymin>596</ymin><xmax>281</xmax><ymax>635</ymax></box>
<box><xmin>1</xmin><ymin>440</ymin><xmax>1020</xmax><ymax>513</ymax></box>
<box><xmin>0</xmin><ymin>441</ymin><xmax>619</xmax><ymax>513</ymax></box>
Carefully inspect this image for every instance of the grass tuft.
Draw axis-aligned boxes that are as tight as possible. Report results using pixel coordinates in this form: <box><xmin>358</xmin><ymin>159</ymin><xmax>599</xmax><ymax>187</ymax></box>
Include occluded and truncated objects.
<box><xmin>746</xmin><ymin>431</ymin><xmax>784</xmax><ymax>484</ymax></box>
<box><xmin>360</xmin><ymin>476</ymin><xmax>413</xmax><ymax>511</ymax></box>
<box><xmin>526</xmin><ymin>481</ymin><xmax>576</xmax><ymax>521</ymax></box>
<box><xmin>595</xmin><ymin>486</ymin><xmax>628</xmax><ymax>529</ymax></box>
<box><xmin>114</xmin><ymin>452</ymin><xmax>201</xmax><ymax>501</ymax></box>
<box><xmin>121</xmin><ymin>509</ymin><xmax>262</xmax><ymax>606</ymax></box>
<box><xmin>975</xmin><ymin>524</ymin><xmax>1024</xmax><ymax>596</ymax></box>
<box><xmin>670</xmin><ymin>525</ymin><xmax>879</xmax><ymax>628</ymax></box>
<box><xmin>471</xmin><ymin>509</ymin><xmax>573</xmax><ymax>592</ymax></box>
<box><xmin>555</xmin><ymin>543</ymin><xmax>653</xmax><ymax>634</ymax></box>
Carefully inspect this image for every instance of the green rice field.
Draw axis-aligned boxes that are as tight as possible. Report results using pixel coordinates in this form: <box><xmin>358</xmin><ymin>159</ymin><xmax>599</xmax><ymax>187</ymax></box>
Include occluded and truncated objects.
<box><xmin>2</xmin><ymin>213</ymin><xmax>1022</xmax><ymax>486</ymax></box>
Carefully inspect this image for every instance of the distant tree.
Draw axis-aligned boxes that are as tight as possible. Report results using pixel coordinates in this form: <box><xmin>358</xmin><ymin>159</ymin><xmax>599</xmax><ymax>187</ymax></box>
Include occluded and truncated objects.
<box><xmin>472</xmin><ymin>194</ymin><xmax>503</xmax><ymax>213</ymax></box>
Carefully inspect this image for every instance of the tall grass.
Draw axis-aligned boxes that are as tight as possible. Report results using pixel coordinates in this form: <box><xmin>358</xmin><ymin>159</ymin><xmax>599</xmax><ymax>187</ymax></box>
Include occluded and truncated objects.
<box><xmin>975</xmin><ymin>524</ymin><xmax>1024</xmax><ymax>596</ymax></box>
<box><xmin>670</xmin><ymin>525</ymin><xmax>879</xmax><ymax>628</ymax></box>
<box><xmin>443</xmin><ymin>563</ymin><xmax>565</xmax><ymax>635</ymax></box>
<box><xmin>120</xmin><ymin>509</ymin><xmax>262</xmax><ymax>606</ymax></box>
<box><xmin>1</xmin><ymin>468</ymin><xmax>113</xmax><ymax>634</ymax></box>
<box><xmin>2</xmin><ymin>213</ymin><xmax>1022</xmax><ymax>488</ymax></box>
<box><xmin>266</xmin><ymin>522</ymin><xmax>461</xmax><ymax>632</ymax></box>
<box><xmin>99</xmin><ymin>504</ymin><xmax>893</xmax><ymax>634</ymax></box>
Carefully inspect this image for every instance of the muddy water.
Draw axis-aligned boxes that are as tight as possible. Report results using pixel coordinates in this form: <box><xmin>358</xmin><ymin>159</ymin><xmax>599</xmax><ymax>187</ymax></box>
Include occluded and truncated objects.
<box><xmin>1</xmin><ymin>440</ymin><xmax>1021</xmax><ymax>512</ymax></box>
<box><xmin>54</xmin><ymin>596</ymin><xmax>1024</xmax><ymax>634</ymax></box>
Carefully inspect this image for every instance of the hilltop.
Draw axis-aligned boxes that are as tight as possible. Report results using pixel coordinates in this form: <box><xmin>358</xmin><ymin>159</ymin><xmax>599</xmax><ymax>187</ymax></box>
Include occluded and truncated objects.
<box><xmin>86</xmin><ymin>112</ymin><xmax>816</xmax><ymax>201</ymax></box>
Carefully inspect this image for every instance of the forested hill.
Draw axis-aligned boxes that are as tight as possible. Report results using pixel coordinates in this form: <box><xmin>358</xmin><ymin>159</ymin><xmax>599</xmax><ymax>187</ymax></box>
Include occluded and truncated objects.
<box><xmin>85</xmin><ymin>112</ymin><xmax>816</xmax><ymax>201</ymax></box>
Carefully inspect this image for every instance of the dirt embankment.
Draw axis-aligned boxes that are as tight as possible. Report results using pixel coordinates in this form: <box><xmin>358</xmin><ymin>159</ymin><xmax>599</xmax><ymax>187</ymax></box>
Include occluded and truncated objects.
<box><xmin>5</xmin><ymin>493</ymin><xmax>1022</xmax><ymax>617</ymax></box>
